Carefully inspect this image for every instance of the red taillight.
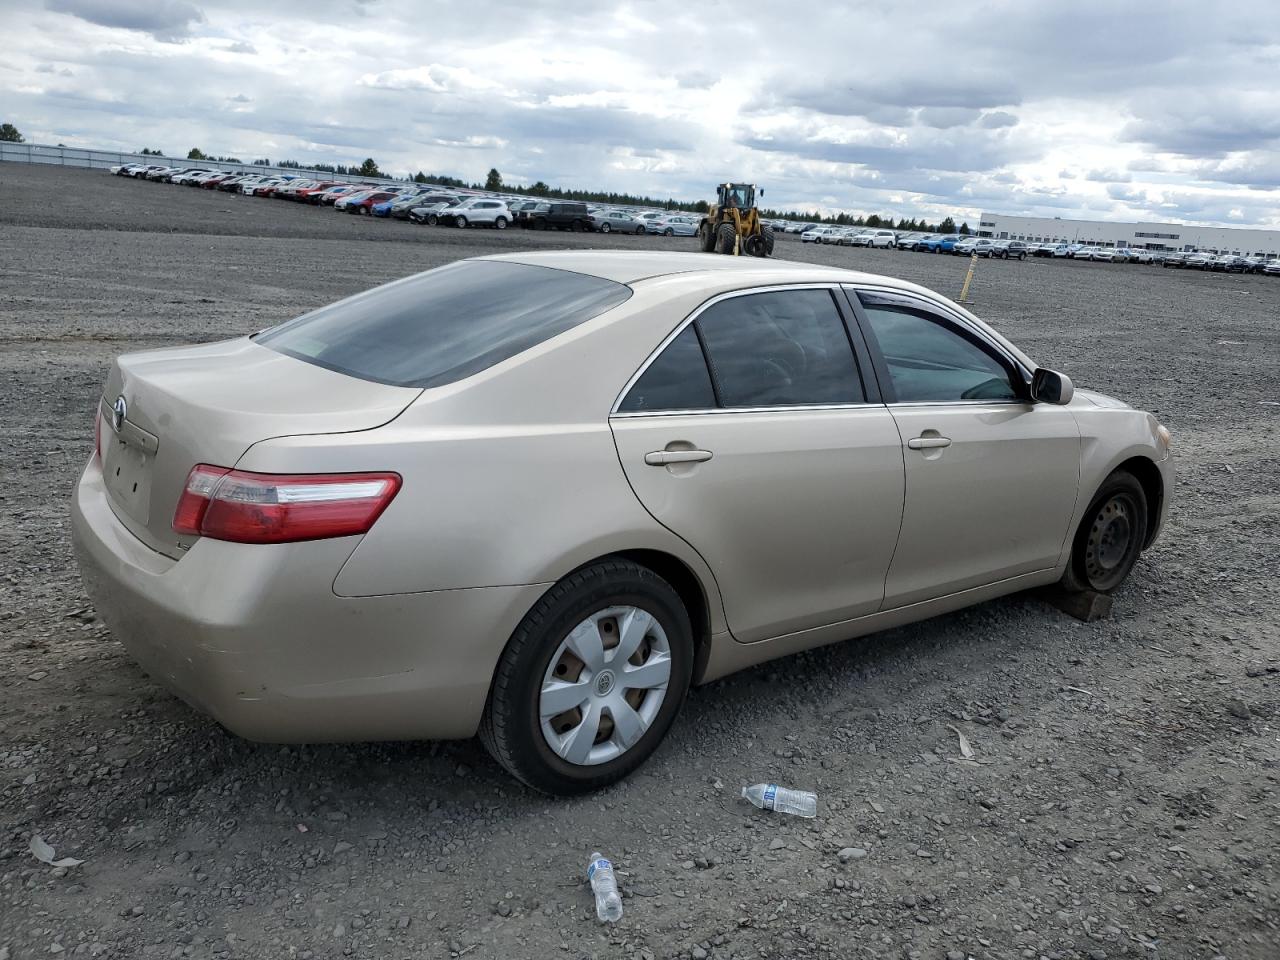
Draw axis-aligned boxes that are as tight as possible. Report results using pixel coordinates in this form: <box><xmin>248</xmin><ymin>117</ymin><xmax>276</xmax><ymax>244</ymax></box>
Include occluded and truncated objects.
<box><xmin>172</xmin><ymin>466</ymin><xmax>400</xmax><ymax>544</ymax></box>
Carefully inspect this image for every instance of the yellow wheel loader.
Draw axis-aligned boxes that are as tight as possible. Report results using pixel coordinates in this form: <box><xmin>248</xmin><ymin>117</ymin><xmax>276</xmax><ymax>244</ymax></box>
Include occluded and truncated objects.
<box><xmin>697</xmin><ymin>183</ymin><xmax>775</xmax><ymax>257</ymax></box>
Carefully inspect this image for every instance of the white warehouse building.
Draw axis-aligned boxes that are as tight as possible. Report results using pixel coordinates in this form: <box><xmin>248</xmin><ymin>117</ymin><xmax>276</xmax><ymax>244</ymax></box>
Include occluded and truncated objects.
<box><xmin>976</xmin><ymin>213</ymin><xmax>1280</xmax><ymax>256</ymax></box>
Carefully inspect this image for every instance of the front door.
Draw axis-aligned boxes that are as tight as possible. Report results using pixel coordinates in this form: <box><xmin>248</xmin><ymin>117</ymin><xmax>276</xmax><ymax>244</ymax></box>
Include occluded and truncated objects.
<box><xmin>850</xmin><ymin>288</ymin><xmax>1081</xmax><ymax>608</ymax></box>
<box><xmin>610</xmin><ymin>287</ymin><xmax>905</xmax><ymax>643</ymax></box>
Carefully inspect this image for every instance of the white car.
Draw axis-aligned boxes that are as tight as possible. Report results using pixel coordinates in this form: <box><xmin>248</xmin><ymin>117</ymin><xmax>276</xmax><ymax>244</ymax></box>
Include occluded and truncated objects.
<box><xmin>801</xmin><ymin>227</ymin><xmax>840</xmax><ymax>244</ymax></box>
<box><xmin>851</xmin><ymin>230</ymin><xmax>897</xmax><ymax>248</ymax></box>
<box><xmin>1092</xmin><ymin>248</ymin><xmax>1126</xmax><ymax>263</ymax></box>
<box><xmin>442</xmin><ymin>198</ymin><xmax>512</xmax><ymax>229</ymax></box>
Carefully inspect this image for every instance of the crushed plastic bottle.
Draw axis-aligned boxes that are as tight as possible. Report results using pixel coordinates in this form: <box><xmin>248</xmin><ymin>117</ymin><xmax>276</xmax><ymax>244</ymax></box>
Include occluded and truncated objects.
<box><xmin>742</xmin><ymin>783</ymin><xmax>818</xmax><ymax>818</ymax></box>
<box><xmin>586</xmin><ymin>851</ymin><xmax>623</xmax><ymax>922</ymax></box>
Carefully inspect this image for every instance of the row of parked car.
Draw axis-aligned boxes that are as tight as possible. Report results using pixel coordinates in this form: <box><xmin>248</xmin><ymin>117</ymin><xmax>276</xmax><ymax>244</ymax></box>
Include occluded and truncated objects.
<box><xmin>796</xmin><ymin>222</ymin><xmax>1280</xmax><ymax>274</ymax></box>
<box><xmin>108</xmin><ymin>162</ymin><xmax>709</xmax><ymax>237</ymax></box>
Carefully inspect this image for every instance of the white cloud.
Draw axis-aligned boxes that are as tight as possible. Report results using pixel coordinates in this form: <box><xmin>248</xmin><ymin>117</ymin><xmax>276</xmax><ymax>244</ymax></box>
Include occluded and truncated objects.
<box><xmin>1</xmin><ymin>0</ymin><xmax>1278</xmax><ymax>228</ymax></box>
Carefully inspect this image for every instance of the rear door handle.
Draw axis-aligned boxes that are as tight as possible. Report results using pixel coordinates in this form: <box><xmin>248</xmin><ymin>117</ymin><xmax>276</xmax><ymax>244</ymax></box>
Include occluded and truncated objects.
<box><xmin>645</xmin><ymin>449</ymin><xmax>713</xmax><ymax>466</ymax></box>
<box><xmin>907</xmin><ymin>436</ymin><xmax>952</xmax><ymax>450</ymax></box>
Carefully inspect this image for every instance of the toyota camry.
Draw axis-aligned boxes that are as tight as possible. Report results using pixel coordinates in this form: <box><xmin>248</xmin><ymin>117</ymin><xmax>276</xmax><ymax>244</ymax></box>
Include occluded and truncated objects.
<box><xmin>72</xmin><ymin>251</ymin><xmax>1172</xmax><ymax>794</ymax></box>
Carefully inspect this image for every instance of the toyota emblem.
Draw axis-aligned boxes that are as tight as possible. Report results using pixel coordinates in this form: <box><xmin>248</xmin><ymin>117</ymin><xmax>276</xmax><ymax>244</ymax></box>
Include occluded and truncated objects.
<box><xmin>112</xmin><ymin>395</ymin><xmax>127</xmax><ymax>433</ymax></box>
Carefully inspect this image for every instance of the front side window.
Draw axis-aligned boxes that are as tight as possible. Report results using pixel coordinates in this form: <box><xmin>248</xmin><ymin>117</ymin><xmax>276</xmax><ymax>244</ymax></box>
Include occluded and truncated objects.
<box><xmin>259</xmin><ymin>261</ymin><xmax>631</xmax><ymax>389</ymax></box>
<box><xmin>856</xmin><ymin>294</ymin><xmax>1018</xmax><ymax>403</ymax></box>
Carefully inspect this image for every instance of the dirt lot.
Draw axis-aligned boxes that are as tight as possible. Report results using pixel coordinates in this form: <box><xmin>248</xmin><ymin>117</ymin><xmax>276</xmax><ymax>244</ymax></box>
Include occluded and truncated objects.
<box><xmin>1</xmin><ymin>163</ymin><xmax>1278</xmax><ymax>960</ymax></box>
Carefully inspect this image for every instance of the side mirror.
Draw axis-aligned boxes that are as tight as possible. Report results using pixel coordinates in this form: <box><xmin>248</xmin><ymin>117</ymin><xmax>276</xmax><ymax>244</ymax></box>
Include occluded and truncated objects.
<box><xmin>1031</xmin><ymin>368</ymin><xmax>1074</xmax><ymax>405</ymax></box>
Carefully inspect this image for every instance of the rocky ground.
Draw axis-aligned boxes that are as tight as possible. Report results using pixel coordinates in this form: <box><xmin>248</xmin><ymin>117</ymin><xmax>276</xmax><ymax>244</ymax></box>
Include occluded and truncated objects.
<box><xmin>1</xmin><ymin>163</ymin><xmax>1278</xmax><ymax>960</ymax></box>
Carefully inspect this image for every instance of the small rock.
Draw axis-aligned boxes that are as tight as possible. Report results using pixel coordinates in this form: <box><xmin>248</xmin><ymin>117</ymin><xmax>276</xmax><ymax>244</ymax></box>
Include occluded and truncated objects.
<box><xmin>769</xmin><ymin>838</ymin><xmax>786</xmax><ymax>850</ymax></box>
<box><xmin>837</xmin><ymin>847</ymin><xmax>867</xmax><ymax>863</ymax></box>
<box><xmin>916</xmin><ymin>848</ymin><xmax>934</xmax><ymax>858</ymax></box>
<box><xmin>495</xmin><ymin>902</ymin><xmax>511</xmax><ymax>917</ymax></box>
<box><xmin>947</xmin><ymin>951</ymin><xmax>965</xmax><ymax>960</ymax></box>
<box><xmin>1144</xmin><ymin>883</ymin><xmax>1163</xmax><ymax>895</ymax></box>
<box><xmin>691</xmin><ymin>948</ymin><xmax>708</xmax><ymax>960</ymax></box>
<box><xmin>333</xmin><ymin>841</ymin><xmax>353</xmax><ymax>855</ymax></box>
<box><xmin>28</xmin><ymin>671</ymin><xmax>48</xmax><ymax>681</ymax></box>
<box><xmin>1224</xmin><ymin>699</ymin><xmax>1252</xmax><ymax>720</ymax></box>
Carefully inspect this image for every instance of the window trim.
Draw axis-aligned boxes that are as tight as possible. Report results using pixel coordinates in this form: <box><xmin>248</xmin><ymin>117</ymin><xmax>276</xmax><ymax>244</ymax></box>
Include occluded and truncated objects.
<box><xmin>610</xmin><ymin>283</ymin><xmax>879</xmax><ymax>418</ymax></box>
<box><xmin>842</xmin><ymin>285</ymin><xmax>1033</xmax><ymax>406</ymax></box>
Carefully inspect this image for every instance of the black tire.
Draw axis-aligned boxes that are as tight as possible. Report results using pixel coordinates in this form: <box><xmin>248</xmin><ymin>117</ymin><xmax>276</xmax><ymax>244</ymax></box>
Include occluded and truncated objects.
<box><xmin>600</xmin><ymin>222</ymin><xmax>611</xmax><ymax>233</ymax></box>
<box><xmin>697</xmin><ymin>222</ymin><xmax>716</xmax><ymax>253</ymax></box>
<box><xmin>1060</xmin><ymin>471</ymin><xmax>1149</xmax><ymax>594</ymax></box>
<box><xmin>745</xmin><ymin>234</ymin><xmax>766</xmax><ymax>257</ymax></box>
<box><xmin>455</xmin><ymin>216</ymin><xmax>468</xmax><ymax>229</ymax></box>
<box><xmin>479</xmin><ymin>560</ymin><xmax>694</xmax><ymax>795</ymax></box>
<box><xmin>1018</xmin><ymin>252</ymin><xmax>1026</xmax><ymax>261</ymax></box>
<box><xmin>715</xmin><ymin>222</ymin><xmax>736</xmax><ymax>254</ymax></box>
<box><xmin>427</xmin><ymin>214</ymin><xmax>438</xmax><ymax>225</ymax></box>
<box><xmin>635</xmin><ymin>225</ymin><xmax>645</xmax><ymax>235</ymax></box>
<box><xmin>494</xmin><ymin>216</ymin><xmax>507</xmax><ymax>230</ymax></box>
<box><xmin>663</xmin><ymin>227</ymin><xmax>674</xmax><ymax>237</ymax></box>
<box><xmin>762</xmin><ymin>224</ymin><xmax>776</xmax><ymax>257</ymax></box>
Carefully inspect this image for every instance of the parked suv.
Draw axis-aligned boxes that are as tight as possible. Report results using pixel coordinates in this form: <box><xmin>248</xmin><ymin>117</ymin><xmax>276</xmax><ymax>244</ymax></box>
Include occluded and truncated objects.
<box><xmin>439</xmin><ymin>198</ymin><xmax>511</xmax><ymax>229</ymax></box>
<box><xmin>523</xmin><ymin>201</ymin><xmax>591</xmax><ymax>232</ymax></box>
<box><xmin>990</xmin><ymin>240</ymin><xmax>1029</xmax><ymax>260</ymax></box>
<box><xmin>851</xmin><ymin>229</ymin><xmax>897</xmax><ymax>248</ymax></box>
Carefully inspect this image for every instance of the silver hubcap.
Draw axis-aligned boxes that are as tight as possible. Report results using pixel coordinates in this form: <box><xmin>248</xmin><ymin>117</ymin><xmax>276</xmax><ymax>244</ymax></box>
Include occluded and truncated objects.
<box><xmin>539</xmin><ymin>606</ymin><xmax>671</xmax><ymax>766</ymax></box>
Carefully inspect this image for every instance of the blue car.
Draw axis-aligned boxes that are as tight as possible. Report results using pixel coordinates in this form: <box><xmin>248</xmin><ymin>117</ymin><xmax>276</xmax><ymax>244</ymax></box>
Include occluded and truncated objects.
<box><xmin>916</xmin><ymin>234</ymin><xmax>961</xmax><ymax>253</ymax></box>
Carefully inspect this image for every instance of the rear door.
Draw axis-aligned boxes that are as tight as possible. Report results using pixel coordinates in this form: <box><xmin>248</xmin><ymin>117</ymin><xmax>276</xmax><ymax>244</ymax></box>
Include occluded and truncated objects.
<box><xmin>610</xmin><ymin>286</ymin><xmax>905</xmax><ymax>644</ymax></box>
<box><xmin>846</xmin><ymin>288</ymin><xmax>1080</xmax><ymax>608</ymax></box>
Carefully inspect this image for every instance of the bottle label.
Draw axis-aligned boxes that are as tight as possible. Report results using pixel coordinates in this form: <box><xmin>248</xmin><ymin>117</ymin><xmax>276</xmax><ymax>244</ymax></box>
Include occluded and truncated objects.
<box><xmin>763</xmin><ymin>785</ymin><xmax>777</xmax><ymax>811</ymax></box>
<box><xmin>588</xmin><ymin>858</ymin><xmax>610</xmax><ymax>881</ymax></box>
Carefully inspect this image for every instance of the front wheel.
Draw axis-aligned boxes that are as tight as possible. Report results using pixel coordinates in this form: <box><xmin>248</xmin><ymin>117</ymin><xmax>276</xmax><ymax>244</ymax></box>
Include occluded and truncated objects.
<box><xmin>663</xmin><ymin>228</ymin><xmax>674</xmax><ymax>237</ymax></box>
<box><xmin>1061</xmin><ymin>471</ymin><xmax>1149</xmax><ymax>594</ymax></box>
<box><xmin>600</xmin><ymin>222</ymin><xmax>611</xmax><ymax>233</ymax></box>
<box><xmin>455</xmin><ymin>216</ymin><xmax>468</xmax><ymax>228</ymax></box>
<box><xmin>697</xmin><ymin>222</ymin><xmax>716</xmax><ymax>252</ymax></box>
<box><xmin>479</xmin><ymin>560</ymin><xmax>693</xmax><ymax>795</ymax></box>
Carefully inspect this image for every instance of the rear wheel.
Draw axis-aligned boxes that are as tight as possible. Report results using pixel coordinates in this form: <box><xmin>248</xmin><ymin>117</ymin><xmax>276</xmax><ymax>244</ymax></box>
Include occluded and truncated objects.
<box><xmin>1061</xmin><ymin>471</ymin><xmax>1148</xmax><ymax>594</ymax></box>
<box><xmin>745</xmin><ymin>234</ymin><xmax>766</xmax><ymax>257</ymax></box>
<box><xmin>495</xmin><ymin>216</ymin><xmax>507</xmax><ymax>230</ymax></box>
<box><xmin>479</xmin><ymin>560</ymin><xmax>693</xmax><ymax>795</ymax></box>
<box><xmin>635</xmin><ymin>225</ymin><xmax>645</xmax><ymax>235</ymax></box>
<box><xmin>427</xmin><ymin>214</ymin><xmax>439</xmax><ymax>225</ymax></box>
<box><xmin>600</xmin><ymin>222</ymin><xmax>612</xmax><ymax>233</ymax></box>
<box><xmin>716</xmin><ymin>222</ymin><xmax>737</xmax><ymax>254</ymax></box>
<box><xmin>698</xmin><ymin>222</ymin><xmax>716</xmax><ymax>252</ymax></box>
<box><xmin>663</xmin><ymin>227</ymin><xmax>674</xmax><ymax>237</ymax></box>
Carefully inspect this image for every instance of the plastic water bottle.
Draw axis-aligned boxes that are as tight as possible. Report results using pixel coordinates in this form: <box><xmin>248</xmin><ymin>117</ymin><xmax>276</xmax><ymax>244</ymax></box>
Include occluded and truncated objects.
<box><xmin>586</xmin><ymin>852</ymin><xmax>623</xmax><ymax>922</ymax></box>
<box><xmin>742</xmin><ymin>783</ymin><xmax>818</xmax><ymax>818</ymax></box>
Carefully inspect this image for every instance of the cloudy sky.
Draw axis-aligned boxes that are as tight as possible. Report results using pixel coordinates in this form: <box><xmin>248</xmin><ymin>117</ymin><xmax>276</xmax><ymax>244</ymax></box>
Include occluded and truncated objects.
<box><xmin>4</xmin><ymin>1</ymin><xmax>1280</xmax><ymax>227</ymax></box>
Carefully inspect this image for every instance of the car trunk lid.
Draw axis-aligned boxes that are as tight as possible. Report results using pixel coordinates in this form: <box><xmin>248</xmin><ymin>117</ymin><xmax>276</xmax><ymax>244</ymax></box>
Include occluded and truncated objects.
<box><xmin>100</xmin><ymin>336</ymin><xmax>421</xmax><ymax>559</ymax></box>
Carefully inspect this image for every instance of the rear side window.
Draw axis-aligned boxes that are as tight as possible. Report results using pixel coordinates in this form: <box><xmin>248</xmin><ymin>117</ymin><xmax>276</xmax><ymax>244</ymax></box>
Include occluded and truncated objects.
<box><xmin>258</xmin><ymin>260</ymin><xmax>631</xmax><ymax>389</ymax></box>
<box><xmin>697</xmin><ymin>290</ymin><xmax>864</xmax><ymax>407</ymax></box>
<box><xmin>617</xmin><ymin>326</ymin><xmax>715</xmax><ymax>412</ymax></box>
<box><xmin>617</xmin><ymin>289</ymin><xmax>864</xmax><ymax>412</ymax></box>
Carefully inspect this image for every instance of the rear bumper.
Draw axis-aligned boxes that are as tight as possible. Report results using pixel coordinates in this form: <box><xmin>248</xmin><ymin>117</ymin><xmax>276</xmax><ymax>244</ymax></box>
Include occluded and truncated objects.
<box><xmin>71</xmin><ymin>456</ymin><xmax>547</xmax><ymax>743</ymax></box>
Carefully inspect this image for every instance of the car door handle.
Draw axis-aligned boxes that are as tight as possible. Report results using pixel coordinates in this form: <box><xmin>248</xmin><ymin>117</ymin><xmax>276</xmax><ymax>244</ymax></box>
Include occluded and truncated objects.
<box><xmin>644</xmin><ymin>449</ymin><xmax>713</xmax><ymax>466</ymax></box>
<box><xmin>907</xmin><ymin>436</ymin><xmax>952</xmax><ymax>450</ymax></box>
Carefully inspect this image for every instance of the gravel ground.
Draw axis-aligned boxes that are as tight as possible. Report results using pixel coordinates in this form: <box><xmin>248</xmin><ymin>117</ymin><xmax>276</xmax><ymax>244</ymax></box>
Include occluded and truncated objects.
<box><xmin>1</xmin><ymin>163</ymin><xmax>1278</xmax><ymax>960</ymax></box>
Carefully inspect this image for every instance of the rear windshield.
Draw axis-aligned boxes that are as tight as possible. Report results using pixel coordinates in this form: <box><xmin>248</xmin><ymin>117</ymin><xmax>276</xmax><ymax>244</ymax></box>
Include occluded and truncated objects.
<box><xmin>257</xmin><ymin>260</ymin><xmax>631</xmax><ymax>389</ymax></box>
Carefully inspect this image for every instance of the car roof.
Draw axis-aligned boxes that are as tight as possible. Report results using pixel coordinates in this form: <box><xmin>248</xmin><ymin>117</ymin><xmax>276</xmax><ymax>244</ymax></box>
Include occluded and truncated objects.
<box><xmin>476</xmin><ymin>250</ymin><xmax>917</xmax><ymax>288</ymax></box>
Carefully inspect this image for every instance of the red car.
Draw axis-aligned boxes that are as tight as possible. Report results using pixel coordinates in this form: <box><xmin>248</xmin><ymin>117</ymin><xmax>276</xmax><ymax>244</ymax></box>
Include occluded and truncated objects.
<box><xmin>200</xmin><ymin>173</ymin><xmax>236</xmax><ymax>189</ymax></box>
<box><xmin>344</xmin><ymin>190</ymin><xmax>398</xmax><ymax>214</ymax></box>
<box><xmin>291</xmin><ymin>181</ymin><xmax>344</xmax><ymax>203</ymax></box>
